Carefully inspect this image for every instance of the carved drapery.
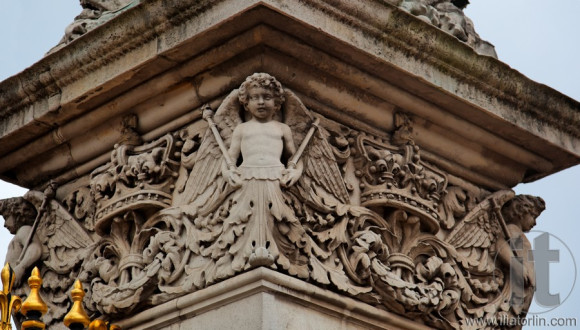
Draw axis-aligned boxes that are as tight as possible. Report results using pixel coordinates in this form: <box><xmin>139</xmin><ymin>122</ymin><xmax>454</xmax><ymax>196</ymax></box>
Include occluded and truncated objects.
<box><xmin>1</xmin><ymin>74</ymin><xmax>543</xmax><ymax>329</ymax></box>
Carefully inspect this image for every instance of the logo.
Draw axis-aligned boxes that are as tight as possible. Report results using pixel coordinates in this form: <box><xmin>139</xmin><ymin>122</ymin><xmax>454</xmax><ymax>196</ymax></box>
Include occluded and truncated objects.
<box><xmin>496</xmin><ymin>230</ymin><xmax>577</xmax><ymax>315</ymax></box>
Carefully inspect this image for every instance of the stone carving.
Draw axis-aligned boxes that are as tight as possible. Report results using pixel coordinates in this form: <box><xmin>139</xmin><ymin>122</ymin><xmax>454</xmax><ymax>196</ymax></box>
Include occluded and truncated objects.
<box><xmin>1</xmin><ymin>188</ymin><xmax>96</xmax><ymax>328</ymax></box>
<box><xmin>1</xmin><ymin>197</ymin><xmax>38</xmax><ymax>286</ymax></box>
<box><xmin>47</xmin><ymin>1</ymin><xmax>496</xmax><ymax>58</ymax></box>
<box><xmin>48</xmin><ymin>0</ymin><xmax>137</xmax><ymax>54</ymax></box>
<box><xmin>63</xmin><ymin>187</ymin><xmax>96</xmax><ymax>232</ymax></box>
<box><xmin>2</xmin><ymin>73</ymin><xmax>545</xmax><ymax>329</ymax></box>
<box><xmin>90</xmin><ymin>130</ymin><xmax>179</xmax><ymax>235</ymax></box>
<box><xmin>354</xmin><ymin>128</ymin><xmax>447</xmax><ymax>233</ymax></box>
<box><xmin>398</xmin><ymin>0</ymin><xmax>497</xmax><ymax>57</ymax></box>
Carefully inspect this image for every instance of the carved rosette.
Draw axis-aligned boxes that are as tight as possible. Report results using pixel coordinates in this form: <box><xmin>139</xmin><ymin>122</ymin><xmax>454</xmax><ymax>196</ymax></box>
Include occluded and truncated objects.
<box><xmin>1</xmin><ymin>75</ymin><xmax>544</xmax><ymax>329</ymax></box>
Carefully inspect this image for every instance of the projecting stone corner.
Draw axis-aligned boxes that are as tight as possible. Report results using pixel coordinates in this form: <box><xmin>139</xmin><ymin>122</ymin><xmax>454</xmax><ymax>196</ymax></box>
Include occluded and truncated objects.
<box><xmin>1</xmin><ymin>1</ymin><xmax>579</xmax><ymax>329</ymax></box>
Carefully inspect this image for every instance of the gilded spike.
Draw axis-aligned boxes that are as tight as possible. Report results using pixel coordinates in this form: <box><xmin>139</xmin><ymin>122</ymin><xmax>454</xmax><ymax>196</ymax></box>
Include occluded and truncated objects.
<box><xmin>63</xmin><ymin>280</ymin><xmax>90</xmax><ymax>330</ymax></box>
<box><xmin>21</xmin><ymin>267</ymin><xmax>48</xmax><ymax>330</ymax></box>
<box><xmin>0</xmin><ymin>263</ymin><xmax>22</xmax><ymax>330</ymax></box>
<box><xmin>89</xmin><ymin>319</ymin><xmax>121</xmax><ymax>330</ymax></box>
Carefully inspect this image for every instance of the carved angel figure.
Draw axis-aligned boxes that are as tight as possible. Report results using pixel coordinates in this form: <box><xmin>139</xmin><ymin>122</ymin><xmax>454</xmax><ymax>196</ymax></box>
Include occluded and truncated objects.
<box><xmin>168</xmin><ymin>73</ymin><xmax>342</xmax><ymax>280</ymax></box>
<box><xmin>84</xmin><ymin>73</ymin><xmax>363</xmax><ymax>315</ymax></box>
<box><xmin>497</xmin><ymin>194</ymin><xmax>545</xmax><ymax>314</ymax></box>
<box><xmin>122</xmin><ymin>72</ymin><xmax>360</xmax><ymax>295</ymax></box>
<box><xmin>1</xmin><ymin>188</ymin><xmax>96</xmax><ymax>327</ymax></box>
<box><xmin>208</xmin><ymin>73</ymin><xmax>305</xmax><ymax>266</ymax></box>
<box><xmin>1</xmin><ymin>196</ymin><xmax>39</xmax><ymax>286</ymax></box>
<box><xmin>446</xmin><ymin>190</ymin><xmax>545</xmax><ymax>319</ymax></box>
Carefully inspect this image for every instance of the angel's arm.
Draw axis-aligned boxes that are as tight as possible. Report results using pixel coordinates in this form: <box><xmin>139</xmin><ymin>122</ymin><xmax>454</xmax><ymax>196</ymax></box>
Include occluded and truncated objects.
<box><xmin>10</xmin><ymin>226</ymin><xmax>42</xmax><ymax>285</ymax></box>
<box><xmin>228</xmin><ymin>124</ymin><xmax>242</xmax><ymax>163</ymax></box>
<box><xmin>496</xmin><ymin>236</ymin><xmax>514</xmax><ymax>268</ymax></box>
<box><xmin>496</xmin><ymin>226</ymin><xmax>531</xmax><ymax>285</ymax></box>
<box><xmin>221</xmin><ymin>125</ymin><xmax>242</xmax><ymax>187</ymax></box>
<box><xmin>282</xmin><ymin>123</ymin><xmax>303</xmax><ymax>187</ymax></box>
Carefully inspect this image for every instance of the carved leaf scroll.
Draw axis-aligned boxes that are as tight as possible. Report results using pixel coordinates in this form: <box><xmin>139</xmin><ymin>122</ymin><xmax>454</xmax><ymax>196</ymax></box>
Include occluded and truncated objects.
<box><xmin>2</xmin><ymin>75</ymin><xmax>544</xmax><ymax>330</ymax></box>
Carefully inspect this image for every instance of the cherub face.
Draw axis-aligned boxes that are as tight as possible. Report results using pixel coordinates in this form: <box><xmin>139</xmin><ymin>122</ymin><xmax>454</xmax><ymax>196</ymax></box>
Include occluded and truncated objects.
<box><xmin>3</xmin><ymin>215</ymin><xmax>17</xmax><ymax>235</ymax></box>
<box><xmin>520</xmin><ymin>212</ymin><xmax>536</xmax><ymax>232</ymax></box>
<box><xmin>244</xmin><ymin>86</ymin><xmax>279</xmax><ymax>122</ymax></box>
<box><xmin>511</xmin><ymin>201</ymin><xmax>538</xmax><ymax>232</ymax></box>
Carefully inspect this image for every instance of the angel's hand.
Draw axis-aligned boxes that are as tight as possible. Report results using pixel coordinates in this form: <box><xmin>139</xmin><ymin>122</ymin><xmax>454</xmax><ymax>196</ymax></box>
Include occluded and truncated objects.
<box><xmin>12</xmin><ymin>264</ymin><xmax>24</xmax><ymax>286</ymax></box>
<box><xmin>201</xmin><ymin>105</ymin><xmax>214</xmax><ymax>120</ymax></box>
<box><xmin>281</xmin><ymin>167</ymin><xmax>302</xmax><ymax>187</ymax></box>
<box><xmin>224</xmin><ymin>167</ymin><xmax>242</xmax><ymax>188</ymax></box>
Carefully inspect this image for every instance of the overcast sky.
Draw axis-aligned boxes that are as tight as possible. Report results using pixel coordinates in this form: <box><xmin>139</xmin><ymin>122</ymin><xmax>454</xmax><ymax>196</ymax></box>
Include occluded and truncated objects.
<box><xmin>1</xmin><ymin>1</ymin><xmax>579</xmax><ymax>327</ymax></box>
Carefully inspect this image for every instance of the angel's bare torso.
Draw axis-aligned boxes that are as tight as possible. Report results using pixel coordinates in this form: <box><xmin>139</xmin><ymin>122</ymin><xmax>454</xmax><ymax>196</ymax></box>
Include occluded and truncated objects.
<box><xmin>229</xmin><ymin>119</ymin><xmax>295</xmax><ymax>168</ymax></box>
<box><xmin>218</xmin><ymin>83</ymin><xmax>302</xmax><ymax>188</ymax></box>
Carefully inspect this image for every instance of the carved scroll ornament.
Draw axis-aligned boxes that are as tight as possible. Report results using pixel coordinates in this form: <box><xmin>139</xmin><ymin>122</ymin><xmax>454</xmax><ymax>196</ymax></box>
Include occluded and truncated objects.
<box><xmin>2</xmin><ymin>73</ymin><xmax>544</xmax><ymax>329</ymax></box>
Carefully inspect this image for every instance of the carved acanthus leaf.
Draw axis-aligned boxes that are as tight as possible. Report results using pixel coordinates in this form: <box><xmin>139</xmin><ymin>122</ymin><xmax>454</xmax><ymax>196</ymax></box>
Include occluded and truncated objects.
<box><xmin>5</xmin><ymin>73</ymin><xmax>546</xmax><ymax>329</ymax></box>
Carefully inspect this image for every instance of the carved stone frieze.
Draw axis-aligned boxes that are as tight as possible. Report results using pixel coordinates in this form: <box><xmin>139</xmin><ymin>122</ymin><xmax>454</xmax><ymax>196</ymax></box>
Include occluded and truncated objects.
<box><xmin>2</xmin><ymin>73</ymin><xmax>545</xmax><ymax>329</ymax></box>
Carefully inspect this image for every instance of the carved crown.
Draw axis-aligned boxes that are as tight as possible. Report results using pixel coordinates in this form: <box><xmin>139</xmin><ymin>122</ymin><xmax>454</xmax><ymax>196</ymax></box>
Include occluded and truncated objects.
<box><xmin>354</xmin><ymin>135</ymin><xmax>447</xmax><ymax>233</ymax></box>
<box><xmin>90</xmin><ymin>134</ymin><xmax>180</xmax><ymax>235</ymax></box>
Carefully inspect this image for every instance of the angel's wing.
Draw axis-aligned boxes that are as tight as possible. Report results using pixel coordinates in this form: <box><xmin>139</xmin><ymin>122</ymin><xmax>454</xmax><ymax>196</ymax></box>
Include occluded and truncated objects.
<box><xmin>446</xmin><ymin>190</ymin><xmax>514</xmax><ymax>249</ymax></box>
<box><xmin>445</xmin><ymin>190</ymin><xmax>514</xmax><ymax>272</ymax></box>
<box><xmin>24</xmin><ymin>191</ymin><xmax>95</xmax><ymax>274</ymax></box>
<box><xmin>283</xmin><ymin>89</ymin><xmax>350</xmax><ymax>204</ymax></box>
<box><xmin>173</xmin><ymin>89</ymin><xmax>243</xmax><ymax>206</ymax></box>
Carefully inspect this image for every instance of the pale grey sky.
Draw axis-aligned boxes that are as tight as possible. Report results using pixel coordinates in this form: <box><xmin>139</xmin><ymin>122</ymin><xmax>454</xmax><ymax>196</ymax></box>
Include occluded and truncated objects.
<box><xmin>1</xmin><ymin>1</ymin><xmax>578</xmax><ymax>327</ymax></box>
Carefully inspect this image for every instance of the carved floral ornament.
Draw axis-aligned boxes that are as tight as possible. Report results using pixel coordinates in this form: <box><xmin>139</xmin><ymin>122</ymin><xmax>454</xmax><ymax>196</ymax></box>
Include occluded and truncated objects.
<box><xmin>1</xmin><ymin>73</ymin><xmax>544</xmax><ymax>329</ymax></box>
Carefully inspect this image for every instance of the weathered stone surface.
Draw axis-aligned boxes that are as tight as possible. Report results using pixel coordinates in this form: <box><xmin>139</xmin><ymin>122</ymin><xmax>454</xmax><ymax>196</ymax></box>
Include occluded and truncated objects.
<box><xmin>117</xmin><ymin>267</ymin><xmax>432</xmax><ymax>330</ymax></box>
<box><xmin>48</xmin><ymin>0</ymin><xmax>137</xmax><ymax>54</ymax></box>
<box><xmin>398</xmin><ymin>0</ymin><xmax>497</xmax><ymax>57</ymax></box>
<box><xmin>2</xmin><ymin>73</ymin><xmax>547</xmax><ymax>329</ymax></box>
<box><xmin>0</xmin><ymin>0</ymin><xmax>578</xmax><ymax>191</ymax></box>
<box><xmin>0</xmin><ymin>0</ymin><xmax>578</xmax><ymax>329</ymax></box>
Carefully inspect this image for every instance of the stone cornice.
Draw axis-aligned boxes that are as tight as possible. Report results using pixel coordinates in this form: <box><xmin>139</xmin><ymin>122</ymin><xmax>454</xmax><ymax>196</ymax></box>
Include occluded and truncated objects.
<box><xmin>0</xmin><ymin>0</ymin><xmax>579</xmax><ymax>187</ymax></box>
<box><xmin>0</xmin><ymin>0</ymin><xmax>218</xmax><ymax>121</ymax></box>
<box><xmin>1</xmin><ymin>0</ymin><xmax>578</xmax><ymax>136</ymax></box>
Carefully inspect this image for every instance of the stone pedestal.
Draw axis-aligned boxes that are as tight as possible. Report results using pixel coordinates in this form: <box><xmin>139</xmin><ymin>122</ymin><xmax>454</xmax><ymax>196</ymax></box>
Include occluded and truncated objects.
<box><xmin>1</xmin><ymin>1</ymin><xmax>578</xmax><ymax>329</ymax></box>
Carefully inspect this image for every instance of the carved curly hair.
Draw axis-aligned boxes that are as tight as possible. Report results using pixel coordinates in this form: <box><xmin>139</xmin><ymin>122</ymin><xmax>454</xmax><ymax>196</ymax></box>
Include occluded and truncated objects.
<box><xmin>502</xmin><ymin>195</ymin><xmax>545</xmax><ymax>225</ymax></box>
<box><xmin>238</xmin><ymin>73</ymin><xmax>285</xmax><ymax>107</ymax></box>
<box><xmin>0</xmin><ymin>197</ymin><xmax>37</xmax><ymax>230</ymax></box>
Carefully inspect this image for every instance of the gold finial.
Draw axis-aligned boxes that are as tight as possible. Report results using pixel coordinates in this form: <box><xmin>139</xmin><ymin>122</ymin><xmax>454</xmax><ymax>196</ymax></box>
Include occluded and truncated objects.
<box><xmin>89</xmin><ymin>319</ymin><xmax>121</xmax><ymax>330</ymax></box>
<box><xmin>21</xmin><ymin>267</ymin><xmax>48</xmax><ymax>330</ymax></box>
<box><xmin>1</xmin><ymin>263</ymin><xmax>22</xmax><ymax>330</ymax></box>
<box><xmin>63</xmin><ymin>280</ymin><xmax>90</xmax><ymax>329</ymax></box>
